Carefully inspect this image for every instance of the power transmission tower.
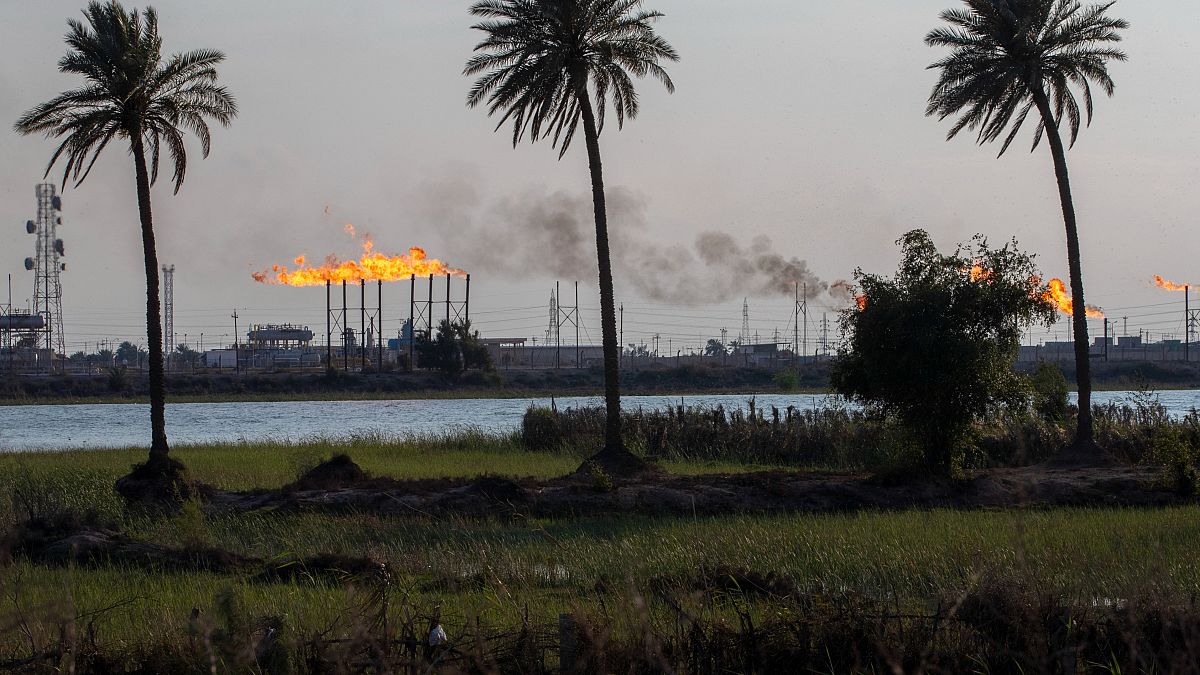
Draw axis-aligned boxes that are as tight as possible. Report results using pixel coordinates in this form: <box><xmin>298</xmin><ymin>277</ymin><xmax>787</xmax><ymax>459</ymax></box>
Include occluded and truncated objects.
<box><xmin>545</xmin><ymin>288</ymin><xmax>558</xmax><ymax>345</ymax></box>
<box><xmin>162</xmin><ymin>264</ymin><xmax>175</xmax><ymax>371</ymax></box>
<box><xmin>739</xmin><ymin>298</ymin><xmax>750</xmax><ymax>345</ymax></box>
<box><xmin>1187</xmin><ymin>285</ymin><xmax>1199</xmax><ymax>363</ymax></box>
<box><xmin>27</xmin><ymin>184</ymin><xmax>67</xmax><ymax>370</ymax></box>
<box><xmin>794</xmin><ymin>281</ymin><xmax>808</xmax><ymax>362</ymax></box>
<box><xmin>556</xmin><ymin>281</ymin><xmax>580</xmax><ymax>368</ymax></box>
<box><xmin>820</xmin><ymin>313</ymin><xmax>830</xmax><ymax>356</ymax></box>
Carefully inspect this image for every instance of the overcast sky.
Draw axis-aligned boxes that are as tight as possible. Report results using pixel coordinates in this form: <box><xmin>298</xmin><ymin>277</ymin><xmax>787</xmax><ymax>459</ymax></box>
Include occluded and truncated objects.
<box><xmin>1</xmin><ymin>0</ymin><xmax>1197</xmax><ymax>353</ymax></box>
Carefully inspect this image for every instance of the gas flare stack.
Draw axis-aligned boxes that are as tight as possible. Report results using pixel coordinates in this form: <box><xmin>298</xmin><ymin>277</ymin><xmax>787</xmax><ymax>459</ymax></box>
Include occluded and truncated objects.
<box><xmin>322</xmin><ymin>273</ymin><xmax>471</xmax><ymax>372</ymax></box>
<box><xmin>3</xmin><ymin>185</ymin><xmax>66</xmax><ymax>373</ymax></box>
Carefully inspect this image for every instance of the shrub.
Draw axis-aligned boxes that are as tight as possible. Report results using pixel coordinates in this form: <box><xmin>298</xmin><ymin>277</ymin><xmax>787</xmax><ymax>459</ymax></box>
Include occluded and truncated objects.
<box><xmin>831</xmin><ymin>230</ymin><xmax>1054</xmax><ymax>473</ymax></box>
<box><xmin>1029</xmin><ymin>361</ymin><xmax>1070</xmax><ymax>422</ymax></box>
<box><xmin>773</xmin><ymin>370</ymin><xmax>800</xmax><ymax>392</ymax></box>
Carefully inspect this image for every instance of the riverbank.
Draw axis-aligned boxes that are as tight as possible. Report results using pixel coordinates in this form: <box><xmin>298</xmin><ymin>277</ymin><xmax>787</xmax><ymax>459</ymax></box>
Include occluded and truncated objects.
<box><xmin>0</xmin><ymin>364</ymin><xmax>820</xmax><ymax>405</ymax></box>
<box><xmin>4</xmin><ymin>360</ymin><xmax>1199</xmax><ymax>406</ymax></box>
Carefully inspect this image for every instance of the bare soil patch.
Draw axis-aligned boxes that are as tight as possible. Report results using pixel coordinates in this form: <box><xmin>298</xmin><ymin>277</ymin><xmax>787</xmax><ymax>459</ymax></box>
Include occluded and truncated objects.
<box><xmin>205</xmin><ymin>456</ymin><xmax>1187</xmax><ymax>519</ymax></box>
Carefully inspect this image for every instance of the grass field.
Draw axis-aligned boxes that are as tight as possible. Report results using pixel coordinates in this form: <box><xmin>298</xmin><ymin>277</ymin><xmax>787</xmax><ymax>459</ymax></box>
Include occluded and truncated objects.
<box><xmin>3</xmin><ymin>435</ymin><xmax>1200</xmax><ymax>671</ymax></box>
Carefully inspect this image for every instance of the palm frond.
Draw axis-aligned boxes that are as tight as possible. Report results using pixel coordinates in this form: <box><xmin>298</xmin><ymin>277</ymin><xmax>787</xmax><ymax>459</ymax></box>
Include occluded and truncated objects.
<box><xmin>925</xmin><ymin>0</ymin><xmax>1126</xmax><ymax>155</ymax></box>
<box><xmin>465</xmin><ymin>0</ymin><xmax>677</xmax><ymax>155</ymax></box>
<box><xmin>14</xmin><ymin>0</ymin><xmax>236</xmax><ymax>191</ymax></box>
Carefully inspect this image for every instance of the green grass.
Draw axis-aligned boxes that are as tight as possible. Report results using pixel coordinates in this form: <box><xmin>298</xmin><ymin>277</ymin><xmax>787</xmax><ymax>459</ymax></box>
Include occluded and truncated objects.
<box><xmin>4</xmin><ymin>435</ymin><xmax>1200</xmax><ymax>669</ymax></box>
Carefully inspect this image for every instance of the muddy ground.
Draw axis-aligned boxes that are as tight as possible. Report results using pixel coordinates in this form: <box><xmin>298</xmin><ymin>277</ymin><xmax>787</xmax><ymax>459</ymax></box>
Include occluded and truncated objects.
<box><xmin>206</xmin><ymin>458</ymin><xmax>1187</xmax><ymax>519</ymax></box>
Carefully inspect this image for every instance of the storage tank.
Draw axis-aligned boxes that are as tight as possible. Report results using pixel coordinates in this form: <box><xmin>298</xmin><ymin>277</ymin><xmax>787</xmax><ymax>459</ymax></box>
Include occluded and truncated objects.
<box><xmin>0</xmin><ymin>314</ymin><xmax>45</xmax><ymax>330</ymax></box>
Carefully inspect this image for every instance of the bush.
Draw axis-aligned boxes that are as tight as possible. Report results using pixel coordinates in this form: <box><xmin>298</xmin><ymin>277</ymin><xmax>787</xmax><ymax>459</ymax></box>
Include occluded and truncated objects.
<box><xmin>831</xmin><ymin>230</ymin><xmax>1054</xmax><ymax>473</ymax></box>
<box><xmin>773</xmin><ymin>370</ymin><xmax>800</xmax><ymax>392</ymax></box>
<box><xmin>1029</xmin><ymin>361</ymin><xmax>1070</xmax><ymax>422</ymax></box>
<box><xmin>107</xmin><ymin>365</ymin><xmax>129</xmax><ymax>392</ymax></box>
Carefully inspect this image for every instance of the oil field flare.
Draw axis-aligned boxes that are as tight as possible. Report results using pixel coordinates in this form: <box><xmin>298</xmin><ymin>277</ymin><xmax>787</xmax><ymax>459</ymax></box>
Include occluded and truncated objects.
<box><xmin>1042</xmin><ymin>278</ymin><xmax>1104</xmax><ymax>319</ymax></box>
<box><xmin>252</xmin><ymin>230</ymin><xmax>465</xmax><ymax>286</ymax></box>
<box><xmin>1153</xmin><ymin>275</ymin><xmax>1191</xmax><ymax>292</ymax></box>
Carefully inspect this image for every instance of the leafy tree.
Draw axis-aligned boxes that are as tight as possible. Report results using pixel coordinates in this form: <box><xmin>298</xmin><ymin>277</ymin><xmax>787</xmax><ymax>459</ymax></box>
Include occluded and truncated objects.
<box><xmin>175</xmin><ymin>344</ymin><xmax>202</xmax><ymax>370</ymax></box>
<box><xmin>15</xmin><ymin>1</ymin><xmax>236</xmax><ymax>483</ymax></box>
<box><xmin>924</xmin><ymin>0</ymin><xmax>1127</xmax><ymax>454</ymax></box>
<box><xmin>625</xmin><ymin>343</ymin><xmax>651</xmax><ymax>358</ymax></box>
<box><xmin>831</xmin><ymin>230</ymin><xmax>1055</xmax><ymax>473</ymax></box>
<box><xmin>115</xmin><ymin>341</ymin><xmax>140</xmax><ymax>365</ymax></box>
<box><xmin>417</xmin><ymin>320</ymin><xmax>492</xmax><ymax>376</ymax></box>
<box><xmin>704</xmin><ymin>339</ymin><xmax>727</xmax><ymax>357</ymax></box>
<box><xmin>464</xmin><ymin>0</ymin><xmax>678</xmax><ymax>473</ymax></box>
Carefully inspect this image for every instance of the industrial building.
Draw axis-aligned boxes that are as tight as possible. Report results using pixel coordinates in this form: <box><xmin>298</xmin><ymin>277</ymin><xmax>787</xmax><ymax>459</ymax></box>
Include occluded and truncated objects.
<box><xmin>205</xmin><ymin>324</ymin><xmax>322</xmax><ymax>370</ymax></box>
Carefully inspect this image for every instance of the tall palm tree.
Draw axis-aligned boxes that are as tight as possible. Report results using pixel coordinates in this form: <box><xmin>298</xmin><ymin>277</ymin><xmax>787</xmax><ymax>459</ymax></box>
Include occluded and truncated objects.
<box><xmin>16</xmin><ymin>1</ymin><xmax>236</xmax><ymax>484</ymax></box>
<box><xmin>464</xmin><ymin>0</ymin><xmax>677</xmax><ymax>471</ymax></box>
<box><xmin>925</xmin><ymin>0</ymin><xmax>1126</xmax><ymax>453</ymax></box>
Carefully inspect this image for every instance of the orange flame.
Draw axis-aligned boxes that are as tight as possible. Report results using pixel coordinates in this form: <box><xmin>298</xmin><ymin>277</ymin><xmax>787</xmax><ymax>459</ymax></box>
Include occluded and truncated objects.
<box><xmin>1041</xmin><ymin>278</ymin><xmax>1104</xmax><ymax>319</ymax></box>
<box><xmin>968</xmin><ymin>264</ymin><xmax>993</xmax><ymax>283</ymax></box>
<box><xmin>855</xmin><ymin>295</ymin><xmax>867</xmax><ymax>311</ymax></box>
<box><xmin>1153</xmin><ymin>275</ymin><xmax>1191</xmax><ymax>292</ymax></box>
<box><xmin>253</xmin><ymin>239</ymin><xmax>465</xmax><ymax>286</ymax></box>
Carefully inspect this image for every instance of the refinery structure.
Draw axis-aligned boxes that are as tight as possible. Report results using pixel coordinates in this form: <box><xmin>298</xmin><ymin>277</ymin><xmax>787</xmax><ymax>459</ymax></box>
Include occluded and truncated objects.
<box><xmin>5</xmin><ymin>180</ymin><xmax>1200</xmax><ymax>376</ymax></box>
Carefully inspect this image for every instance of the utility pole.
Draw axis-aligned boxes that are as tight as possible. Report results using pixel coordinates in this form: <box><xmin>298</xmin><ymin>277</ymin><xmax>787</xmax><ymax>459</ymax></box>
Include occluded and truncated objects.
<box><xmin>1103</xmin><ymin>318</ymin><xmax>1109</xmax><ymax>362</ymax></box>
<box><xmin>575</xmin><ymin>281</ymin><xmax>580</xmax><ymax>369</ymax></box>
<box><xmin>162</xmin><ymin>264</ymin><xmax>174</xmax><ymax>372</ymax></box>
<box><xmin>820</xmin><ymin>313</ymin><xmax>829</xmax><ymax>357</ymax></box>
<box><xmin>619</xmin><ymin>303</ymin><xmax>624</xmax><ymax>370</ymax></box>
<box><xmin>231</xmin><ymin>310</ymin><xmax>240</xmax><ymax>374</ymax></box>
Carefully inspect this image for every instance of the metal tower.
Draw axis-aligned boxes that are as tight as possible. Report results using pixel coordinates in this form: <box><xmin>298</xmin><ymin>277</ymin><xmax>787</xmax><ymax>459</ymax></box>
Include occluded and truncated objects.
<box><xmin>545</xmin><ymin>288</ymin><xmax>558</xmax><ymax>345</ymax></box>
<box><xmin>738</xmin><ymin>298</ymin><xmax>750</xmax><ymax>345</ymax></box>
<box><xmin>162</xmin><ymin>264</ymin><xmax>175</xmax><ymax>368</ymax></box>
<box><xmin>26</xmin><ymin>184</ymin><xmax>66</xmax><ymax>367</ymax></box>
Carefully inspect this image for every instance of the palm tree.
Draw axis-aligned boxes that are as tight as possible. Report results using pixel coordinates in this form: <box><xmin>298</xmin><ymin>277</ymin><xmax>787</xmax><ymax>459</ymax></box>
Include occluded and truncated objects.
<box><xmin>16</xmin><ymin>1</ymin><xmax>236</xmax><ymax>488</ymax></box>
<box><xmin>464</xmin><ymin>0</ymin><xmax>677</xmax><ymax>472</ymax></box>
<box><xmin>925</xmin><ymin>0</ymin><xmax>1126</xmax><ymax>454</ymax></box>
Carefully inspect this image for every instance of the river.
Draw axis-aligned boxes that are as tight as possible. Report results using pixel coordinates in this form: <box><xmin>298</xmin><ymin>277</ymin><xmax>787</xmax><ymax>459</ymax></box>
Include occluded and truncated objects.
<box><xmin>1</xmin><ymin>390</ymin><xmax>1197</xmax><ymax>452</ymax></box>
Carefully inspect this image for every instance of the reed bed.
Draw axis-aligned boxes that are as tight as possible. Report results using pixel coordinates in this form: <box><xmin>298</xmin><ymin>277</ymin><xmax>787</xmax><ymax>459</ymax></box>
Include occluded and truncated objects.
<box><xmin>523</xmin><ymin>396</ymin><xmax>1200</xmax><ymax>471</ymax></box>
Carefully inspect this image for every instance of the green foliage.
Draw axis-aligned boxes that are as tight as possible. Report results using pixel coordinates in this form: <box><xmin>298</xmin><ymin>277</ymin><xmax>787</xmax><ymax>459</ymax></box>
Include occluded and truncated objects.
<box><xmin>521</xmin><ymin>405</ymin><xmax>564</xmax><ymax>452</ymax></box>
<box><xmin>831</xmin><ymin>230</ymin><xmax>1056</xmax><ymax>473</ymax></box>
<box><xmin>14</xmin><ymin>1</ymin><xmax>238</xmax><ymax>192</ymax></box>
<box><xmin>1144</xmin><ymin>427</ymin><xmax>1198</xmax><ymax>497</ymax></box>
<box><xmin>1029</xmin><ymin>361</ymin><xmax>1070</xmax><ymax>422</ymax></box>
<box><xmin>106</xmin><ymin>365</ymin><xmax>128</xmax><ymax>392</ymax></box>
<box><xmin>464</xmin><ymin>0</ymin><xmax>679</xmax><ymax>156</ymax></box>
<box><xmin>115</xmin><ymin>341</ymin><xmax>144</xmax><ymax>366</ymax></box>
<box><xmin>172</xmin><ymin>495</ymin><xmax>212</xmax><ymax>548</ymax></box>
<box><xmin>585</xmin><ymin>460</ymin><xmax>615</xmax><ymax>493</ymax></box>
<box><xmin>773</xmin><ymin>370</ymin><xmax>800</xmax><ymax>392</ymax></box>
<box><xmin>415</xmin><ymin>319</ymin><xmax>492</xmax><ymax>376</ymax></box>
<box><xmin>924</xmin><ymin>0</ymin><xmax>1128</xmax><ymax>156</ymax></box>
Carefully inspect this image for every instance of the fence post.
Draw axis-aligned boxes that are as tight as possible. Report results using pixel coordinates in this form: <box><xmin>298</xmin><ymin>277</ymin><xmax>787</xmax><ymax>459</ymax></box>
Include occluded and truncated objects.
<box><xmin>559</xmin><ymin>613</ymin><xmax>578</xmax><ymax>672</ymax></box>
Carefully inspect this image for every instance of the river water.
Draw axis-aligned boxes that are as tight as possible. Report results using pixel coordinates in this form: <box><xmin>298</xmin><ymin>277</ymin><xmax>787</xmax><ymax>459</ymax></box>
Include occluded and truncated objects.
<box><xmin>1</xmin><ymin>390</ymin><xmax>1197</xmax><ymax>452</ymax></box>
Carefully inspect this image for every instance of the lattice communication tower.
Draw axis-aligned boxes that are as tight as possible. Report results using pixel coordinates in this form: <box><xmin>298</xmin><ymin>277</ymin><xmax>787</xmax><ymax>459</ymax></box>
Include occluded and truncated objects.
<box><xmin>25</xmin><ymin>184</ymin><xmax>66</xmax><ymax>364</ymax></box>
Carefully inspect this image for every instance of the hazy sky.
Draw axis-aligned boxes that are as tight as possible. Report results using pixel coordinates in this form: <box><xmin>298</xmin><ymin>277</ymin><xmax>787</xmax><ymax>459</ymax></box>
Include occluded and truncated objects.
<box><xmin>2</xmin><ymin>0</ymin><xmax>1198</xmax><ymax>353</ymax></box>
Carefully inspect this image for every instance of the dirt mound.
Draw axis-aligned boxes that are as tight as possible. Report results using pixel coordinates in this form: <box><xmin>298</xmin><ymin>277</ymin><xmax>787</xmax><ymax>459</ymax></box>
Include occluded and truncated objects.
<box><xmin>7</xmin><ymin>519</ymin><xmax>251</xmax><ymax>573</ymax></box>
<box><xmin>202</xmin><ymin>461</ymin><xmax>1184</xmax><ymax>521</ymax></box>
<box><xmin>468</xmin><ymin>475</ymin><xmax>530</xmax><ymax>505</ymax></box>
<box><xmin>1040</xmin><ymin>438</ymin><xmax>1122</xmax><ymax>469</ymax></box>
<box><xmin>115</xmin><ymin>455</ymin><xmax>194</xmax><ymax>507</ymax></box>
<box><xmin>287</xmin><ymin>454</ymin><xmax>367</xmax><ymax>491</ymax></box>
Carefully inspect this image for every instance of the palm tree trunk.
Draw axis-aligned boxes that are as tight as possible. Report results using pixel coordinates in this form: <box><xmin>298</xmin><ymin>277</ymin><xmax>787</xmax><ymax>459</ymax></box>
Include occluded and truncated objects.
<box><xmin>1031</xmin><ymin>84</ymin><xmax>1095</xmax><ymax>448</ymax></box>
<box><xmin>576</xmin><ymin>89</ymin><xmax>628</xmax><ymax>461</ymax></box>
<box><xmin>130</xmin><ymin>132</ymin><xmax>170</xmax><ymax>461</ymax></box>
